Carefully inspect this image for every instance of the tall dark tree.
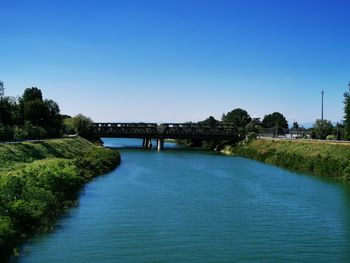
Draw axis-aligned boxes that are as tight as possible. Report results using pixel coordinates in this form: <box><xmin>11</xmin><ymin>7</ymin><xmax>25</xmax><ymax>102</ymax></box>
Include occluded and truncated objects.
<box><xmin>18</xmin><ymin>87</ymin><xmax>45</xmax><ymax>125</ymax></box>
<box><xmin>22</xmin><ymin>87</ymin><xmax>43</xmax><ymax>102</ymax></box>
<box><xmin>246</xmin><ymin>118</ymin><xmax>262</xmax><ymax>133</ymax></box>
<box><xmin>0</xmin><ymin>81</ymin><xmax>4</xmax><ymax>98</ymax></box>
<box><xmin>198</xmin><ymin>116</ymin><xmax>219</xmax><ymax>127</ymax></box>
<box><xmin>222</xmin><ymin>108</ymin><xmax>251</xmax><ymax>127</ymax></box>
<box><xmin>0</xmin><ymin>82</ymin><xmax>18</xmax><ymax>126</ymax></box>
<box><xmin>0</xmin><ymin>97</ymin><xmax>17</xmax><ymax>126</ymax></box>
<box><xmin>222</xmin><ymin>108</ymin><xmax>252</xmax><ymax>140</ymax></box>
<box><xmin>292</xmin><ymin>122</ymin><xmax>300</xmax><ymax>129</ymax></box>
<box><xmin>262</xmin><ymin>112</ymin><xmax>288</xmax><ymax>129</ymax></box>
<box><xmin>344</xmin><ymin>82</ymin><xmax>350</xmax><ymax>139</ymax></box>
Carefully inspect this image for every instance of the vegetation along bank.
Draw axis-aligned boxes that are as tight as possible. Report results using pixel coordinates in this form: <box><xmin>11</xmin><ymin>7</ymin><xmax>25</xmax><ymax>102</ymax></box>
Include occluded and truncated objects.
<box><xmin>0</xmin><ymin>137</ymin><xmax>120</xmax><ymax>261</ymax></box>
<box><xmin>223</xmin><ymin>138</ymin><xmax>350</xmax><ymax>181</ymax></box>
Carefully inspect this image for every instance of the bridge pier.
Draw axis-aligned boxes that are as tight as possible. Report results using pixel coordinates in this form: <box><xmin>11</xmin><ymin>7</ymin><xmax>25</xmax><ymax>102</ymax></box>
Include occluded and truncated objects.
<box><xmin>143</xmin><ymin>138</ymin><xmax>152</xmax><ymax>148</ymax></box>
<box><xmin>156</xmin><ymin>138</ymin><xmax>164</xmax><ymax>151</ymax></box>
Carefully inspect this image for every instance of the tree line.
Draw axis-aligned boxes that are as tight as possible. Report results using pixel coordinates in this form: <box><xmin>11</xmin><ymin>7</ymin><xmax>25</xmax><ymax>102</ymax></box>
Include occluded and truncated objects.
<box><xmin>182</xmin><ymin>84</ymin><xmax>350</xmax><ymax>149</ymax></box>
<box><xmin>2</xmin><ymin>81</ymin><xmax>350</xmax><ymax>142</ymax></box>
<box><xmin>0</xmin><ymin>82</ymin><xmax>93</xmax><ymax>141</ymax></box>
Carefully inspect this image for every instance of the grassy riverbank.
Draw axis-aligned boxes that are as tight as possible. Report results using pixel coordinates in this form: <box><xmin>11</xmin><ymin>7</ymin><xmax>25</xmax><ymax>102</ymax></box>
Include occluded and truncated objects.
<box><xmin>223</xmin><ymin>139</ymin><xmax>350</xmax><ymax>181</ymax></box>
<box><xmin>0</xmin><ymin>137</ymin><xmax>120</xmax><ymax>261</ymax></box>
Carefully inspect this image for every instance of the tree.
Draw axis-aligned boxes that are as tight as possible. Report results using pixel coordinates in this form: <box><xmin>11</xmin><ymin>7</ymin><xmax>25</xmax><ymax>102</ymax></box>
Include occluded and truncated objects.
<box><xmin>198</xmin><ymin>116</ymin><xmax>219</xmax><ymax>126</ymax></box>
<box><xmin>23</xmin><ymin>100</ymin><xmax>46</xmax><ymax>125</ymax></box>
<box><xmin>42</xmin><ymin>99</ymin><xmax>62</xmax><ymax>137</ymax></box>
<box><xmin>262</xmin><ymin>112</ymin><xmax>288</xmax><ymax>129</ymax></box>
<box><xmin>19</xmin><ymin>87</ymin><xmax>45</xmax><ymax>126</ymax></box>
<box><xmin>0</xmin><ymin>97</ymin><xmax>17</xmax><ymax>126</ymax></box>
<box><xmin>313</xmin><ymin>119</ymin><xmax>334</xmax><ymax>139</ymax></box>
<box><xmin>222</xmin><ymin>108</ymin><xmax>251</xmax><ymax>127</ymax></box>
<box><xmin>246</xmin><ymin>118</ymin><xmax>262</xmax><ymax>133</ymax></box>
<box><xmin>63</xmin><ymin>117</ymin><xmax>75</xmax><ymax>134</ymax></box>
<box><xmin>344</xmin><ymin>82</ymin><xmax>350</xmax><ymax>139</ymax></box>
<box><xmin>292</xmin><ymin>122</ymin><xmax>300</xmax><ymax>129</ymax></box>
<box><xmin>0</xmin><ymin>81</ymin><xmax>4</xmax><ymax>98</ymax></box>
<box><xmin>71</xmin><ymin>114</ymin><xmax>93</xmax><ymax>136</ymax></box>
<box><xmin>22</xmin><ymin>87</ymin><xmax>43</xmax><ymax>102</ymax></box>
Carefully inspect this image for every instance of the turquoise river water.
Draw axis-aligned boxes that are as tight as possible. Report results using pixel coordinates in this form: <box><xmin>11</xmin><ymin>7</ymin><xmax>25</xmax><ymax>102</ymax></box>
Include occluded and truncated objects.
<box><xmin>15</xmin><ymin>139</ymin><xmax>350</xmax><ymax>262</ymax></box>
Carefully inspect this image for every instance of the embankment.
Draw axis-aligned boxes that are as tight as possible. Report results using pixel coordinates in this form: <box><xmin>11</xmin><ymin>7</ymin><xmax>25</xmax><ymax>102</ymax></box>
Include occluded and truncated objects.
<box><xmin>0</xmin><ymin>137</ymin><xmax>120</xmax><ymax>261</ymax></box>
<box><xmin>223</xmin><ymin>139</ymin><xmax>350</xmax><ymax>181</ymax></box>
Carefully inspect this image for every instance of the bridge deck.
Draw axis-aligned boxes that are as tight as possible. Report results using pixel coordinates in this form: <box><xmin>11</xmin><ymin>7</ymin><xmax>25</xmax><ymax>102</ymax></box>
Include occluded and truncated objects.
<box><xmin>92</xmin><ymin>123</ymin><xmax>238</xmax><ymax>140</ymax></box>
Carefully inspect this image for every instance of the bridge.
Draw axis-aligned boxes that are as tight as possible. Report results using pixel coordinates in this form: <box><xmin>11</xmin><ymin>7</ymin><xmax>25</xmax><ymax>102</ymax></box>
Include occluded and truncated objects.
<box><xmin>92</xmin><ymin>123</ymin><xmax>238</xmax><ymax>150</ymax></box>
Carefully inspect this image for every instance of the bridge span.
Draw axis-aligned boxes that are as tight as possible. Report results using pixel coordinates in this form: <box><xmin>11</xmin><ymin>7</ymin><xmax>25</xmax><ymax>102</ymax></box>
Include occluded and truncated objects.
<box><xmin>92</xmin><ymin>123</ymin><xmax>238</xmax><ymax>150</ymax></box>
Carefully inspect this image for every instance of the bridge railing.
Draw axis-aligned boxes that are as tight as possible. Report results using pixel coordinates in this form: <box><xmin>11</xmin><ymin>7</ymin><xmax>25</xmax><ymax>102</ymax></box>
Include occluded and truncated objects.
<box><xmin>92</xmin><ymin>123</ymin><xmax>238</xmax><ymax>140</ymax></box>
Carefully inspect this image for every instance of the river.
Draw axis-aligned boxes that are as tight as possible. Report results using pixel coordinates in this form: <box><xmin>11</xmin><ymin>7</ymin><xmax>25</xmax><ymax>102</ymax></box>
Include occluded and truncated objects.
<box><xmin>16</xmin><ymin>139</ymin><xmax>350</xmax><ymax>262</ymax></box>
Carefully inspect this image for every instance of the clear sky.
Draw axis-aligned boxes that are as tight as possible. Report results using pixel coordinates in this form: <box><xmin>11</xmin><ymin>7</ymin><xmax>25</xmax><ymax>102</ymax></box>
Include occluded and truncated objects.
<box><xmin>1</xmin><ymin>0</ymin><xmax>350</xmax><ymax>125</ymax></box>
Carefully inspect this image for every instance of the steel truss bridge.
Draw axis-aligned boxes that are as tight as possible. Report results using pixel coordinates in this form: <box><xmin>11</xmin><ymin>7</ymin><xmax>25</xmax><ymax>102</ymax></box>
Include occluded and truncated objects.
<box><xmin>92</xmin><ymin>123</ymin><xmax>238</xmax><ymax>150</ymax></box>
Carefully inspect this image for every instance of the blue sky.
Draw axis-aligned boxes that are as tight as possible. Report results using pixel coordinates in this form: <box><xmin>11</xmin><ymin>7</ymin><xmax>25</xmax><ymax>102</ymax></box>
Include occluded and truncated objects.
<box><xmin>1</xmin><ymin>0</ymin><xmax>350</xmax><ymax>125</ymax></box>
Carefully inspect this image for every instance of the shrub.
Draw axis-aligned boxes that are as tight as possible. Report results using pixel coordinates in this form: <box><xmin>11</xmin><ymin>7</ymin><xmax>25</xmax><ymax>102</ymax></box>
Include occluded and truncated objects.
<box><xmin>13</xmin><ymin>122</ymin><xmax>46</xmax><ymax>140</ymax></box>
<box><xmin>0</xmin><ymin>142</ymin><xmax>120</xmax><ymax>260</ymax></box>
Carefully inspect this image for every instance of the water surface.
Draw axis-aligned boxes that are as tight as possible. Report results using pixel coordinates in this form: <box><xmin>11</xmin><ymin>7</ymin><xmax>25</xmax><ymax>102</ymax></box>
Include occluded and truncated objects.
<box><xmin>17</xmin><ymin>139</ymin><xmax>350</xmax><ymax>262</ymax></box>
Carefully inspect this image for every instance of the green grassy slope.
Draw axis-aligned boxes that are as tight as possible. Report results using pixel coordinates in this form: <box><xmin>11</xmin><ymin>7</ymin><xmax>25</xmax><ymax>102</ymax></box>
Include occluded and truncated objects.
<box><xmin>0</xmin><ymin>137</ymin><xmax>120</xmax><ymax>261</ymax></box>
<box><xmin>0</xmin><ymin>137</ymin><xmax>96</xmax><ymax>174</ymax></box>
<box><xmin>224</xmin><ymin>139</ymin><xmax>350</xmax><ymax>181</ymax></box>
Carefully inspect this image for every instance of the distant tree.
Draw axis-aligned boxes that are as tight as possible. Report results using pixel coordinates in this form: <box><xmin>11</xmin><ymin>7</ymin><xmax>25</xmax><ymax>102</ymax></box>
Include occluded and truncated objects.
<box><xmin>344</xmin><ymin>82</ymin><xmax>350</xmax><ymax>139</ymax></box>
<box><xmin>262</xmin><ymin>112</ymin><xmax>288</xmax><ymax>129</ymax></box>
<box><xmin>198</xmin><ymin>116</ymin><xmax>219</xmax><ymax>126</ymax></box>
<box><xmin>222</xmin><ymin>108</ymin><xmax>252</xmax><ymax>140</ymax></box>
<box><xmin>0</xmin><ymin>97</ymin><xmax>18</xmax><ymax>126</ymax></box>
<box><xmin>0</xmin><ymin>81</ymin><xmax>4</xmax><ymax>98</ymax></box>
<box><xmin>22</xmin><ymin>99</ymin><xmax>47</xmax><ymax>126</ymax></box>
<box><xmin>335</xmin><ymin>122</ymin><xmax>344</xmax><ymax>140</ymax></box>
<box><xmin>292</xmin><ymin>122</ymin><xmax>300</xmax><ymax>129</ymax></box>
<box><xmin>71</xmin><ymin>114</ymin><xmax>93</xmax><ymax>136</ymax></box>
<box><xmin>63</xmin><ymin>117</ymin><xmax>75</xmax><ymax>134</ymax></box>
<box><xmin>222</xmin><ymin>108</ymin><xmax>252</xmax><ymax>127</ymax></box>
<box><xmin>22</xmin><ymin>87</ymin><xmax>43</xmax><ymax>102</ymax></box>
<box><xmin>19</xmin><ymin>87</ymin><xmax>45</xmax><ymax>126</ymax></box>
<box><xmin>246</xmin><ymin>118</ymin><xmax>262</xmax><ymax>133</ymax></box>
<box><xmin>313</xmin><ymin>119</ymin><xmax>334</xmax><ymax>139</ymax></box>
<box><xmin>0</xmin><ymin>82</ymin><xmax>18</xmax><ymax>127</ymax></box>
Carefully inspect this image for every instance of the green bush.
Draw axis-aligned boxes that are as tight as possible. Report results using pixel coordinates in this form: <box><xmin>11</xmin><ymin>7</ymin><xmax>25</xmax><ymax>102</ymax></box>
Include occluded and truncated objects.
<box><xmin>326</xmin><ymin>135</ymin><xmax>336</xmax><ymax>140</ymax></box>
<box><xmin>13</xmin><ymin>122</ymin><xmax>46</xmax><ymax>140</ymax></box>
<box><xmin>0</xmin><ymin>139</ymin><xmax>120</xmax><ymax>261</ymax></box>
<box><xmin>231</xmin><ymin>139</ymin><xmax>350</xmax><ymax>180</ymax></box>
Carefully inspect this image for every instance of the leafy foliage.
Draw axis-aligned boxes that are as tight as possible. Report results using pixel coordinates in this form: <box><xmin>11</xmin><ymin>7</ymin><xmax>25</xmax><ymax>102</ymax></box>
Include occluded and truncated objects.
<box><xmin>222</xmin><ymin>108</ymin><xmax>251</xmax><ymax>128</ymax></box>
<box><xmin>0</xmin><ymin>81</ymin><xmax>4</xmax><ymax>98</ymax></box>
<box><xmin>13</xmin><ymin>122</ymin><xmax>47</xmax><ymax>140</ymax></box>
<box><xmin>0</xmin><ymin>137</ymin><xmax>120</xmax><ymax>260</ymax></box>
<box><xmin>230</xmin><ymin>139</ymin><xmax>350</xmax><ymax>181</ymax></box>
<box><xmin>344</xmin><ymin>83</ymin><xmax>350</xmax><ymax>139</ymax></box>
<box><xmin>312</xmin><ymin>119</ymin><xmax>334</xmax><ymax>139</ymax></box>
<box><xmin>198</xmin><ymin>116</ymin><xmax>219</xmax><ymax>126</ymax></box>
<box><xmin>262</xmin><ymin>112</ymin><xmax>288</xmax><ymax>129</ymax></box>
<box><xmin>0</xmin><ymin>85</ymin><xmax>63</xmax><ymax>140</ymax></box>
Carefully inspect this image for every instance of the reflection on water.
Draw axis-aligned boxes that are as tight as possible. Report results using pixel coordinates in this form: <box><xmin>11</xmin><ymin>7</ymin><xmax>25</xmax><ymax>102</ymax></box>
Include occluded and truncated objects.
<box><xmin>16</xmin><ymin>139</ymin><xmax>350</xmax><ymax>263</ymax></box>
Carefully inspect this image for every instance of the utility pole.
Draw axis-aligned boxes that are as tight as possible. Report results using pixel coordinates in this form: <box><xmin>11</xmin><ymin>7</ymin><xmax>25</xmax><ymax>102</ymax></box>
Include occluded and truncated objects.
<box><xmin>321</xmin><ymin>89</ymin><xmax>324</xmax><ymax>121</ymax></box>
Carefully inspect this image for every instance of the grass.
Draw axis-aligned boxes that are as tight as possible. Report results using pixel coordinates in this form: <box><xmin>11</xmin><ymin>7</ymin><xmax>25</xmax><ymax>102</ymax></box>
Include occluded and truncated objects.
<box><xmin>0</xmin><ymin>137</ymin><xmax>121</xmax><ymax>261</ymax></box>
<box><xmin>0</xmin><ymin>137</ymin><xmax>96</xmax><ymax>173</ymax></box>
<box><xmin>224</xmin><ymin>139</ymin><xmax>350</xmax><ymax>181</ymax></box>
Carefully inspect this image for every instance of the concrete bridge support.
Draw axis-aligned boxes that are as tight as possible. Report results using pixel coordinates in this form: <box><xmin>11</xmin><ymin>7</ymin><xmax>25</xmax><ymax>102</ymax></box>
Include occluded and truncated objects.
<box><xmin>157</xmin><ymin>138</ymin><xmax>164</xmax><ymax>151</ymax></box>
<box><xmin>143</xmin><ymin>138</ymin><xmax>152</xmax><ymax>148</ymax></box>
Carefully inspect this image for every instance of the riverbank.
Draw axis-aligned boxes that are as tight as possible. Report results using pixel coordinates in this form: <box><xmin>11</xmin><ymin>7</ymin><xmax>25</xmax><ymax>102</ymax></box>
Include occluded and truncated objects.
<box><xmin>0</xmin><ymin>137</ymin><xmax>120</xmax><ymax>261</ymax></box>
<box><xmin>222</xmin><ymin>138</ymin><xmax>350</xmax><ymax>181</ymax></box>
